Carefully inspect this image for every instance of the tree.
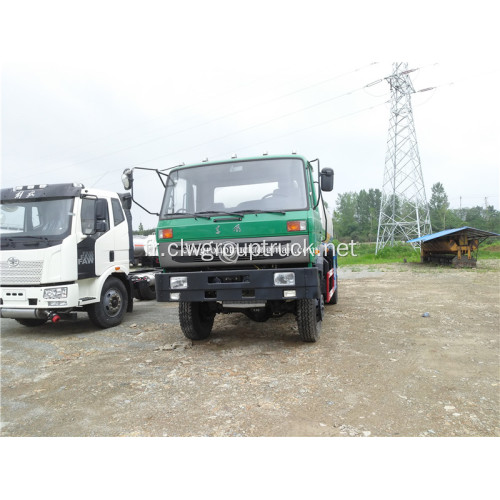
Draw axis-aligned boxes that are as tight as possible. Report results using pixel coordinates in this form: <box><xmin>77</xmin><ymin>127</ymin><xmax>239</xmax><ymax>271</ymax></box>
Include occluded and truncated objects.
<box><xmin>138</xmin><ymin>222</ymin><xmax>144</xmax><ymax>235</ymax></box>
<box><xmin>334</xmin><ymin>188</ymin><xmax>382</xmax><ymax>242</ymax></box>
<box><xmin>429</xmin><ymin>182</ymin><xmax>449</xmax><ymax>232</ymax></box>
<box><xmin>334</xmin><ymin>192</ymin><xmax>358</xmax><ymax>240</ymax></box>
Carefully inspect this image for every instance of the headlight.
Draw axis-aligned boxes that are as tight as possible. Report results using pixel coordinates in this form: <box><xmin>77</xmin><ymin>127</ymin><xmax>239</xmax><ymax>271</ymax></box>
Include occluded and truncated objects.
<box><xmin>43</xmin><ymin>287</ymin><xmax>68</xmax><ymax>300</ymax></box>
<box><xmin>274</xmin><ymin>272</ymin><xmax>295</xmax><ymax>286</ymax></box>
<box><xmin>170</xmin><ymin>276</ymin><xmax>188</xmax><ymax>289</ymax></box>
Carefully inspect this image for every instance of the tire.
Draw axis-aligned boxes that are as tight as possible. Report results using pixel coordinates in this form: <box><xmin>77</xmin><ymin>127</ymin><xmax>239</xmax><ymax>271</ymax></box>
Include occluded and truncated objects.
<box><xmin>296</xmin><ymin>297</ymin><xmax>323</xmax><ymax>342</ymax></box>
<box><xmin>133</xmin><ymin>286</ymin><xmax>143</xmax><ymax>300</ymax></box>
<box><xmin>179</xmin><ymin>301</ymin><xmax>215</xmax><ymax>340</ymax></box>
<box><xmin>15</xmin><ymin>318</ymin><xmax>47</xmax><ymax>327</ymax></box>
<box><xmin>87</xmin><ymin>277</ymin><xmax>127</xmax><ymax>328</ymax></box>
<box><xmin>139</xmin><ymin>282</ymin><xmax>156</xmax><ymax>301</ymax></box>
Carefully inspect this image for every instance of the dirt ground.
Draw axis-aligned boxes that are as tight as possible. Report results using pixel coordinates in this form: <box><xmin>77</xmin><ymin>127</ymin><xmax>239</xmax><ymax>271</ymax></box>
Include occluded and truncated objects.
<box><xmin>1</xmin><ymin>261</ymin><xmax>499</xmax><ymax>437</ymax></box>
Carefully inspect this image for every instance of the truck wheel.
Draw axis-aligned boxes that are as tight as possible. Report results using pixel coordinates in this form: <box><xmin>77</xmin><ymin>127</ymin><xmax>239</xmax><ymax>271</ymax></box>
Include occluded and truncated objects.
<box><xmin>296</xmin><ymin>297</ymin><xmax>323</xmax><ymax>342</ymax></box>
<box><xmin>179</xmin><ymin>301</ymin><xmax>215</xmax><ymax>340</ymax></box>
<box><xmin>139</xmin><ymin>282</ymin><xmax>156</xmax><ymax>301</ymax></box>
<box><xmin>15</xmin><ymin>318</ymin><xmax>47</xmax><ymax>327</ymax></box>
<box><xmin>133</xmin><ymin>287</ymin><xmax>143</xmax><ymax>300</ymax></box>
<box><xmin>87</xmin><ymin>277</ymin><xmax>127</xmax><ymax>329</ymax></box>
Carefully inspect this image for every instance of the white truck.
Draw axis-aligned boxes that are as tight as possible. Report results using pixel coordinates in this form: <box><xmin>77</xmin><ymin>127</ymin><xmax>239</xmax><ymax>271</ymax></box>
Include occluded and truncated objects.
<box><xmin>0</xmin><ymin>183</ymin><xmax>156</xmax><ymax>328</ymax></box>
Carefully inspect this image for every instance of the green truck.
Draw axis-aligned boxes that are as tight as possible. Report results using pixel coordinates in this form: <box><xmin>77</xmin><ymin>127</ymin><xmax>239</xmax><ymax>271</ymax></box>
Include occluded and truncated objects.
<box><xmin>122</xmin><ymin>153</ymin><xmax>338</xmax><ymax>342</ymax></box>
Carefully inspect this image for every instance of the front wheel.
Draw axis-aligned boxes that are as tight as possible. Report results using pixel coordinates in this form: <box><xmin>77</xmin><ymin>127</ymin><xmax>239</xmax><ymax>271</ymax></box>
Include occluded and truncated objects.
<box><xmin>296</xmin><ymin>297</ymin><xmax>323</xmax><ymax>342</ymax></box>
<box><xmin>179</xmin><ymin>301</ymin><xmax>215</xmax><ymax>340</ymax></box>
<box><xmin>87</xmin><ymin>277</ymin><xmax>127</xmax><ymax>328</ymax></box>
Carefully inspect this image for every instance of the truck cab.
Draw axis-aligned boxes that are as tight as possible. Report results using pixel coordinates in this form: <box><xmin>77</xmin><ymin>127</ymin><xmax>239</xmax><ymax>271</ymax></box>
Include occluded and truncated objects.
<box><xmin>0</xmin><ymin>183</ymin><xmax>134</xmax><ymax>327</ymax></box>
<box><xmin>128</xmin><ymin>154</ymin><xmax>337</xmax><ymax>342</ymax></box>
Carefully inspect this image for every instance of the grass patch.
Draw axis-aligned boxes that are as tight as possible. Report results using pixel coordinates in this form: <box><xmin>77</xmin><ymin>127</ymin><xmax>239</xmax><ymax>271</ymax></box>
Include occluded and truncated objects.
<box><xmin>336</xmin><ymin>240</ymin><xmax>500</xmax><ymax>265</ymax></box>
<box><xmin>478</xmin><ymin>241</ymin><xmax>500</xmax><ymax>259</ymax></box>
<box><xmin>337</xmin><ymin>242</ymin><xmax>420</xmax><ymax>265</ymax></box>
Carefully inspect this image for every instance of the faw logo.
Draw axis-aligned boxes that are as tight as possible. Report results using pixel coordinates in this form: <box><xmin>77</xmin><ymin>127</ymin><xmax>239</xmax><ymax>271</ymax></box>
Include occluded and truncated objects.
<box><xmin>7</xmin><ymin>257</ymin><xmax>20</xmax><ymax>267</ymax></box>
<box><xmin>78</xmin><ymin>251</ymin><xmax>94</xmax><ymax>265</ymax></box>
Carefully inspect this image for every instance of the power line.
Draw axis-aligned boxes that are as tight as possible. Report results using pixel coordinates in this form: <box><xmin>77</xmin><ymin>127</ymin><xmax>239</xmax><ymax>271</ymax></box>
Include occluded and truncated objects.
<box><xmin>8</xmin><ymin>64</ymin><xmax>382</xmax><ymax>183</ymax></box>
<box><xmin>80</xmin><ymin>99</ymin><xmax>389</xmax><ymax>187</ymax></box>
<box><xmin>9</xmin><ymin>63</ymin><xmax>377</xmax><ymax>183</ymax></box>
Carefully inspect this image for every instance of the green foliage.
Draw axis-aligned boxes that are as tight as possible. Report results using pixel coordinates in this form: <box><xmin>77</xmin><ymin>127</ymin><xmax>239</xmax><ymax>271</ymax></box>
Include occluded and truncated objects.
<box><xmin>334</xmin><ymin>183</ymin><xmax>500</xmax><ymax>242</ymax></box>
<box><xmin>428</xmin><ymin>182</ymin><xmax>500</xmax><ymax>234</ymax></box>
<box><xmin>334</xmin><ymin>188</ymin><xmax>381</xmax><ymax>242</ymax></box>
<box><xmin>477</xmin><ymin>240</ymin><xmax>500</xmax><ymax>259</ymax></box>
<box><xmin>429</xmin><ymin>182</ymin><xmax>449</xmax><ymax>232</ymax></box>
<box><xmin>132</xmin><ymin>226</ymin><xmax>156</xmax><ymax>235</ymax></box>
<box><xmin>337</xmin><ymin>242</ymin><xmax>420</xmax><ymax>265</ymax></box>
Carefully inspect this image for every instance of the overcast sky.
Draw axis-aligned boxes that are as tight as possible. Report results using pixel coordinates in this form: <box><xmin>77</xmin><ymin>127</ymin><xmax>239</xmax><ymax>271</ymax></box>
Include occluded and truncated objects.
<box><xmin>1</xmin><ymin>1</ymin><xmax>499</xmax><ymax>231</ymax></box>
<box><xmin>0</xmin><ymin>0</ymin><xmax>497</xmax><ymax>491</ymax></box>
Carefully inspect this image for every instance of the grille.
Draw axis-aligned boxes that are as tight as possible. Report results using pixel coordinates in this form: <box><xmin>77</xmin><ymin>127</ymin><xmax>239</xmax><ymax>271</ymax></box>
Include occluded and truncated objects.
<box><xmin>0</xmin><ymin>260</ymin><xmax>44</xmax><ymax>285</ymax></box>
<box><xmin>172</xmin><ymin>240</ymin><xmax>292</xmax><ymax>263</ymax></box>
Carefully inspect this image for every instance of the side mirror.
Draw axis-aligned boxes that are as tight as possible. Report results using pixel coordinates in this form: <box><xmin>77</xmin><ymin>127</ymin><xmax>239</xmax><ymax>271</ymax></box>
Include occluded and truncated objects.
<box><xmin>320</xmin><ymin>168</ymin><xmax>334</xmax><ymax>192</ymax></box>
<box><xmin>95</xmin><ymin>220</ymin><xmax>109</xmax><ymax>232</ymax></box>
<box><xmin>122</xmin><ymin>168</ymin><xmax>134</xmax><ymax>190</ymax></box>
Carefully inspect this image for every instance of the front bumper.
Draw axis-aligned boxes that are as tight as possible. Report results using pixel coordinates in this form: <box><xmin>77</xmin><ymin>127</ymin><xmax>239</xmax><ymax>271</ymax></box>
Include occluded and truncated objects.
<box><xmin>156</xmin><ymin>267</ymin><xmax>320</xmax><ymax>302</ymax></box>
<box><xmin>0</xmin><ymin>283</ymin><xmax>80</xmax><ymax>318</ymax></box>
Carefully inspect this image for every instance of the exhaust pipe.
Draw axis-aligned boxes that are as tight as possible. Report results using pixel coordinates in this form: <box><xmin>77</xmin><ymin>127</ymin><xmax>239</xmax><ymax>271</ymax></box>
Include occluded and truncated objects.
<box><xmin>0</xmin><ymin>308</ymin><xmax>48</xmax><ymax>319</ymax></box>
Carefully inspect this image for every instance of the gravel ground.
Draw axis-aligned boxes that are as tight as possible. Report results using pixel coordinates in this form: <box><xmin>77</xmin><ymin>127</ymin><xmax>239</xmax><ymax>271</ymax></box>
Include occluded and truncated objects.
<box><xmin>1</xmin><ymin>261</ymin><xmax>499</xmax><ymax>437</ymax></box>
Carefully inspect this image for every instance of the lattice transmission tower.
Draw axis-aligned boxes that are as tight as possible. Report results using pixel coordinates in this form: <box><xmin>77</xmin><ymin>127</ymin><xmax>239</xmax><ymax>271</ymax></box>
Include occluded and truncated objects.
<box><xmin>376</xmin><ymin>62</ymin><xmax>432</xmax><ymax>253</ymax></box>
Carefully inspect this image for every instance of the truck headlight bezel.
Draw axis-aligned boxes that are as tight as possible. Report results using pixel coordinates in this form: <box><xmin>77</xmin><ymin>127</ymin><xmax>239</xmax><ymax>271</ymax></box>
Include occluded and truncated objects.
<box><xmin>273</xmin><ymin>272</ymin><xmax>295</xmax><ymax>286</ymax></box>
<box><xmin>170</xmin><ymin>276</ymin><xmax>188</xmax><ymax>289</ymax></box>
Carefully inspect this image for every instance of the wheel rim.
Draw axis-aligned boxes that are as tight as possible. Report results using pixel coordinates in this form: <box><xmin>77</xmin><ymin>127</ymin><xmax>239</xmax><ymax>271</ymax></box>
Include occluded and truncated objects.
<box><xmin>104</xmin><ymin>288</ymin><xmax>122</xmax><ymax>317</ymax></box>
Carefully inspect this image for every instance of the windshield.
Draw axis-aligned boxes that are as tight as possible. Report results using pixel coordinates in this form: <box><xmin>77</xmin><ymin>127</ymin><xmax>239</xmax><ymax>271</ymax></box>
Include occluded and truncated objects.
<box><xmin>160</xmin><ymin>158</ymin><xmax>308</xmax><ymax>218</ymax></box>
<box><xmin>0</xmin><ymin>198</ymin><xmax>74</xmax><ymax>238</ymax></box>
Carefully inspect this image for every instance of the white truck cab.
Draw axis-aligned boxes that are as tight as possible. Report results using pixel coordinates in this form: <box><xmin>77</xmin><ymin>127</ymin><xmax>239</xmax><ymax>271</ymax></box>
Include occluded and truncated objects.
<box><xmin>0</xmin><ymin>183</ymin><xmax>135</xmax><ymax>328</ymax></box>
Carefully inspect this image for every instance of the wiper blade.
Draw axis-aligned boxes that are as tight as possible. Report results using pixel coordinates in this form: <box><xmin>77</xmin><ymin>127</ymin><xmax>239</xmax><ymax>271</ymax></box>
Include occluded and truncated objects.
<box><xmin>169</xmin><ymin>211</ymin><xmax>212</xmax><ymax>219</ymax></box>
<box><xmin>17</xmin><ymin>235</ymin><xmax>49</xmax><ymax>240</ymax></box>
<box><xmin>195</xmin><ymin>210</ymin><xmax>244</xmax><ymax>218</ymax></box>
<box><xmin>0</xmin><ymin>235</ymin><xmax>50</xmax><ymax>248</ymax></box>
<box><xmin>237</xmin><ymin>209</ymin><xmax>286</xmax><ymax>215</ymax></box>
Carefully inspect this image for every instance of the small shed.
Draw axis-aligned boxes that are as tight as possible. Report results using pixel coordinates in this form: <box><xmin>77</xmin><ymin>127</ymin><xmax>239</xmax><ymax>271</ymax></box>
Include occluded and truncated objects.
<box><xmin>408</xmin><ymin>226</ymin><xmax>499</xmax><ymax>267</ymax></box>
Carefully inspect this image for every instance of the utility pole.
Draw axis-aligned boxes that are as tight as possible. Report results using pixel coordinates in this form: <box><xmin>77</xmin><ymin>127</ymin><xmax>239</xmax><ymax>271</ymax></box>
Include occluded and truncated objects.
<box><xmin>376</xmin><ymin>62</ymin><xmax>432</xmax><ymax>253</ymax></box>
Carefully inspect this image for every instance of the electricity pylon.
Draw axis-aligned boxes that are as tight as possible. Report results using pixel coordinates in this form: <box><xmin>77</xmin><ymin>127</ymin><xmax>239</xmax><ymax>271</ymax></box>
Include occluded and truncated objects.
<box><xmin>375</xmin><ymin>62</ymin><xmax>432</xmax><ymax>253</ymax></box>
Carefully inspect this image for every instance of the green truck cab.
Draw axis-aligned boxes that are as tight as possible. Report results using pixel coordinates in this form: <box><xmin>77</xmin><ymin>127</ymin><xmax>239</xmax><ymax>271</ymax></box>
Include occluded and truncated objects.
<box><xmin>123</xmin><ymin>154</ymin><xmax>338</xmax><ymax>342</ymax></box>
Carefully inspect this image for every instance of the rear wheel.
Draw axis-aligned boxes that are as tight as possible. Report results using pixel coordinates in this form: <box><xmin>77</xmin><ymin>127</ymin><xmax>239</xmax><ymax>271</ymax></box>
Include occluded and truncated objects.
<box><xmin>15</xmin><ymin>318</ymin><xmax>47</xmax><ymax>327</ymax></box>
<box><xmin>139</xmin><ymin>282</ymin><xmax>156</xmax><ymax>300</ymax></box>
<box><xmin>179</xmin><ymin>301</ymin><xmax>215</xmax><ymax>340</ymax></box>
<box><xmin>296</xmin><ymin>297</ymin><xmax>323</xmax><ymax>342</ymax></box>
<box><xmin>134</xmin><ymin>281</ymin><xmax>155</xmax><ymax>301</ymax></box>
<box><xmin>87</xmin><ymin>277</ymin><xmax>127</xmax><ymax>328</ymax></box>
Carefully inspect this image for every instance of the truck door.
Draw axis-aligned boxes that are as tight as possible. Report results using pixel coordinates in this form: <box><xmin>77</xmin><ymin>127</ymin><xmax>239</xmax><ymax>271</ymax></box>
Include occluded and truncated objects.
<box><xmin>110</xmin><ymin>197</ymin><xmax>130</xmax><ymax>266</ymax></box>
<box><xmin>93</xmin><ymin>198</ymin><xmax>115</xmax><ymax>276</ymax></box>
